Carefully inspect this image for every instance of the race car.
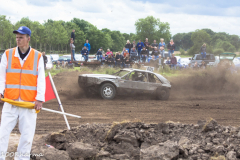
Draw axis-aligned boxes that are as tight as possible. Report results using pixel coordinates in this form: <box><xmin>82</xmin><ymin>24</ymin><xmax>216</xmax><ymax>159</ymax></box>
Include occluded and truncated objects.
<box><xmin>78</xmin><ymin>68</ymin><xmax>171</xmax><ymax>100</ymax></box>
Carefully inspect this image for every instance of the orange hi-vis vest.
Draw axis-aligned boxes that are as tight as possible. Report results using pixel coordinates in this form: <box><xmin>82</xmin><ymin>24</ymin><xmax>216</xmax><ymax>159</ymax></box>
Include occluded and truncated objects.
<box><xmin>4</xmin><ymin>48</ymin><xmax>42</xmax><ymax>102</ymax></box>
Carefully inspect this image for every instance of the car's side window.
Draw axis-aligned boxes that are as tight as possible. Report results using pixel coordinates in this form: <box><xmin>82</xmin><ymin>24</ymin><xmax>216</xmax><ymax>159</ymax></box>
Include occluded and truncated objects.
<box><xmin>148</xmin><ymin>73</ymin><xmax>161</xmax><ymax>83</ymax></box>
<box><xmin>128</xmin><ymin>71</ymin><xmax>148</xmax><ymax>82</ymax></box>
<box><xmin>121</xmin><ymin>72</ymin><xmax>131</xmax><ymax>80</ymax></box>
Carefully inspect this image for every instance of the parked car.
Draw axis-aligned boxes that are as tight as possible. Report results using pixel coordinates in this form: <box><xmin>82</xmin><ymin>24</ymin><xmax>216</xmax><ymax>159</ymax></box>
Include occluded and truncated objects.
<box><xmin>177</xmin><ymin>58</ymin><xmax>191</xmax><ymax>69</ymax></box>
<box><xmin>78</xmin><ymin>68</ymin><xmax>171</xmax><ymax>100</ymax></box>
<box><xmin>50</xmin><ymin>54</ymin><xmax>59</xmax><ymax>64</ymax></box>
<box><xmin>189</xmin><ymin>54</ymin><xmax>215</xmax><ymax>67</ymax></box>
<box><xmin>56</xmin><ymin>56</ymin><xmax>73</xmax><ymax>68</ymax></box>
<box><xmin>46</xmin><ymin>55</ymin><xmax>53</xmax><ymax>70</ymax></box>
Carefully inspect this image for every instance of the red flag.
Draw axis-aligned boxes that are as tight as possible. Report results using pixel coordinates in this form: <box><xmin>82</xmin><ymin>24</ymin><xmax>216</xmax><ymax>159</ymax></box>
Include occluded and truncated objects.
<box><xmin>45</xmin><ymin>76</ymin><xmax>56</xmax><ymax>102</ymax></box>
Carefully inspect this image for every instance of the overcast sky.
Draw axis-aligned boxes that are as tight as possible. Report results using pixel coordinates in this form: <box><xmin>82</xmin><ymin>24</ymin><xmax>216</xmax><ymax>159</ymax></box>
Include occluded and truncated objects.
<box><xmin>1</xmin><ymin>0</ymin><xmax>240</xmax><ymax>36</ymax></box>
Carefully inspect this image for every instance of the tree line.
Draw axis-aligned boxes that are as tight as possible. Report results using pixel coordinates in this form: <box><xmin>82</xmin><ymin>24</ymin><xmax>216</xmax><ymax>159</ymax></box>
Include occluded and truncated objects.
<box><xmin>1</xmin><ymin>14</ymin><xmax>239</xmax><ymax>55</ymax></box>
<box><xmin>173</xmin><ymin>29</ymin><xmax>240</xmax><ymax>55</ymax></box>
<box><xmin>0</xmin><ymin>15</ymin><xmax>171</xmax><ymax>54</ymax></box>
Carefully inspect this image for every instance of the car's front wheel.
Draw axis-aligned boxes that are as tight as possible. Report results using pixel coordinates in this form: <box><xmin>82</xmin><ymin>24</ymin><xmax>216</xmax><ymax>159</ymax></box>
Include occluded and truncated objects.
<box><xmin>100</xmin><ymin>83</ymin><xmax>116</xmax><ymax>100</ymax></box>
<box><xmin>156</xmin><ymin>87</ymin><xmax>170</xmax><ymax>100</ymax></box>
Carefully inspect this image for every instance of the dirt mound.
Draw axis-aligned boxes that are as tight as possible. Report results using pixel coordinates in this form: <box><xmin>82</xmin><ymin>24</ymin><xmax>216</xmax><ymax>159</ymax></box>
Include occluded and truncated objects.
<box><xmin>31</xmin><ymin>119</ymin><xmax>240</xmax><ymax>160</ymax></box>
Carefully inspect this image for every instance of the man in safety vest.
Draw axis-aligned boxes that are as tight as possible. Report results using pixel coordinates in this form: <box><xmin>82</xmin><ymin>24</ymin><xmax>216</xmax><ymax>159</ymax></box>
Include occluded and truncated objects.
<box><xmin>0</xmin><ymin>26</ymin><xmax>45</xmax><ymax>160</ymax></box>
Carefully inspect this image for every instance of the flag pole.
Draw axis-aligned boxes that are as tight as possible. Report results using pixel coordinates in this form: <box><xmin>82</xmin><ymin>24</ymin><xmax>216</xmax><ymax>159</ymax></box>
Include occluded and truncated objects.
<box><xmin>48</xmin><ymin>72</ymin><xmax>71</xmax><ymax>130</ymax></box>
<box><xmin>41</xmin><ymin>108</ymin><xmax>81</xmax><ymax>118</ymax></box>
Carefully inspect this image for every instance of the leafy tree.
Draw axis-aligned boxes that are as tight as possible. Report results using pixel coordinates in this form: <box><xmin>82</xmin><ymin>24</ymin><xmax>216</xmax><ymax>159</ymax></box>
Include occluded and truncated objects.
<box><xmin>122</xmin><ymin>33</ymin><xmax>130</xmax><ymax>42</ymax></box>
<box><xmin>135</xmin><ymin>16</ymin><xmax>171</xmax><ymax>43</ymax></box>
<box><xmin>188</xmin><ymin>29</ymin><xmax>211</xmax><ymax>55</ymax></box>
<box><xmin>0</xmin><ymin>15</ymin><xmax>13</xmax><ymax>49</ymax></box>
<box><xmin>109</xmin><ymin>31</ymin><xmax>125</xmax><ymax>51</ymax></box>
<box><xmin>215</xmin><ymin>40</ymin><xmax>236</xmax><ymax>52</ymax></box>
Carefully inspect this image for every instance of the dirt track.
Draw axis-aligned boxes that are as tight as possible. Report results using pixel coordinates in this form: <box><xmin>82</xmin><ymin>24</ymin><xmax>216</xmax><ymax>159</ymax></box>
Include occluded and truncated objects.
<box><xmin>1</xmin><ymin>69</ymin><xmax>240</xmax><ymax>134</ymax></box>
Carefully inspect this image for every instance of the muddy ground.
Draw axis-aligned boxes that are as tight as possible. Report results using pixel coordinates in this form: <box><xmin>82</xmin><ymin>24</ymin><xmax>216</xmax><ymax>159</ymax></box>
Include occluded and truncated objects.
<box><xmin>1</xmin><ymin>69</ymin><xmax>240</xmax><ymax>135</ymax></box>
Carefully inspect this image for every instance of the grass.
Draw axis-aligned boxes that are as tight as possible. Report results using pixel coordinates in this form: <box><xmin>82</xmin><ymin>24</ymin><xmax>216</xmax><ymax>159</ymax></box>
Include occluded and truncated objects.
<box><xmin>45</xmin><ymin>66</ymin><xmax>79</xmax><ymax>77</ymax></box>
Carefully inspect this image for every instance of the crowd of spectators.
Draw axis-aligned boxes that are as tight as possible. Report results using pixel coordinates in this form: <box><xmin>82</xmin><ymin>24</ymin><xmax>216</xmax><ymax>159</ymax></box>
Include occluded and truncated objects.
<box><xmin>70</xmin><ymin>37</ymin><xmax>179</xmax><ymax>69</ymax></box>
<box><xmin>92</xmin><ymin>38</ymin><xmax>177</xmax><ymax>69</ymax></box>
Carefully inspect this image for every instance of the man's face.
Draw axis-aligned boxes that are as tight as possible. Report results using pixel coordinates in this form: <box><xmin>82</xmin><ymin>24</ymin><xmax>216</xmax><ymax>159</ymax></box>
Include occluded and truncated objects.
<box><xmin>73</xmin><ymin>30</ymin><xmax>75</xmax><ymax>32</ymax></box>
<box><xmin>143</xmin><ymin>48</ymin><xmax>146</xmax><ymax>50</ymax></box>
<box><xmin>154</xmin><ymin>40</ymin><xmax>156</xmax><ymax>43</ymax></box>
<box><xmin>42</xmin><ymin>52</ymin><xmax>45</xmax><ymax>56</ymax></box>
<box><xmin>172</xmin><ymin>54</ymin><xmax>175</xmax><ymax>57</ymax></box>
<box><xmin>146</xmin><ymin>38</ymin><xmax>148</xmax><ymax>42</ymax></box>
<box><xmin>132</xmin><ymin>48</ymin><xmax>135</xmax><ymax>51</ymax></box>
<box><xmin>139</xmin><ymin>40</ymin><xmax>141</xmax><ymax>43</ymax></box>
<box><xmin>86</xmin><ymin>40</ymin><xmax>88</xmax><ymax>43</ymax></box>
<box><xmin>84</xmin><ymin>47</ymin><xmax>86</xmax><ymax>49</ymax></box>
<box><xmin>16</xmin><ymin>34</ymin><xmax>30</xmax><ymax>47</ymax></box>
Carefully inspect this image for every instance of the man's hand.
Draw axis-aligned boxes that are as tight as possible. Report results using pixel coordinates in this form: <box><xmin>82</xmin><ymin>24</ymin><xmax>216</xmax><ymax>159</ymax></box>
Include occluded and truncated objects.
<box><xmin>35</xmin><ymin>100</ymin><xmax>43</xmax><ymax>110</ymax></box>
<box><xmin>0</xmin><ymin>94</ymin><xmax>3</xmax><ymax>103</ymax></box>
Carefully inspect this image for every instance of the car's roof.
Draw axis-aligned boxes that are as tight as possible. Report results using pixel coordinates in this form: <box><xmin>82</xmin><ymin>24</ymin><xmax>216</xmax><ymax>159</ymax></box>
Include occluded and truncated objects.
<box><xmin>121</xmin><ymin>68</ymin><xmax>154</xmax><ymax>73</ymax></box>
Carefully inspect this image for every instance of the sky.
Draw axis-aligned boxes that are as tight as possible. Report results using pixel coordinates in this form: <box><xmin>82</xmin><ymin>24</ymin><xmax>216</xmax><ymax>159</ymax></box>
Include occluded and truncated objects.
<box><xmin>1</xmin><ymin>0</ymin><xmax>240</xmax><ymax>36</ymax></box>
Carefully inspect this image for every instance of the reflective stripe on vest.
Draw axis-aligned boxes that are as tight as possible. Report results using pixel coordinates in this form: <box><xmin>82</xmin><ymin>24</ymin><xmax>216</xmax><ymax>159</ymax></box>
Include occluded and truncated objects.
<box><xmin>6</xmin><ymin>49</ymin><xmax>39</xmax><ymax>76</ymax></box>
<box><xmin>6</xmin><ymin>48</ymin><xmax>38</xmax><ymax>91</ymax></box>
<box><xmin>5</xmin><ymin>84</ymin><xmax>37</xmax><ymax>90</ymax></box>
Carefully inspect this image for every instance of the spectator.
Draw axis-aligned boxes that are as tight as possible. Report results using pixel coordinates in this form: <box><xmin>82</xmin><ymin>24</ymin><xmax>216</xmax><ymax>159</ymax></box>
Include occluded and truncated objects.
<box><xmin>121</xmin><ymin>47</ymin><xmax>126</xmax><ymax>56</ymax></box>
<box><xmin>81</xmin><ymin>46</ymin><xmax>89</xmax><ymax>62</ymax></box>
<box><xmin>106</xmin><ymin>49</ymin><xmax>113</xmax><ymax>57</ymax></box>
<box><xmin>159</xmin><ymin>38</ymin><xmax>166</xmax><ymax>58</ymax></box>
<box><xmin>152</xmin><ymin>47</ymin><xmax>160</xmax><ymax>59</ymax></box>
<box><xmin>193</xmin><ymin>62</ymin><xmax>199</xmax><ymax>69</ymax></box>
<box><xmin>159</xmin><ymin>55</ymin><xmax>164</xmax><ymax>67</ymax></box>
<box><xmin>71</xmin><ymin>29</ymin><xmax>75</xmax><ymax>41</ymax></box>
<box><xmin>200</xmin><ymin>61</ymin><xmax>206</xmax><ymax>69</ymax></box>
<box><xmin>136</xmin><ymin>39</ymin><xmax>144</xmax><ymax>59</ymax></box>
<box><xmin>70</xmin><ymin>39</ymin><xmax>76</xmax><ymax>61</ymax></box>
<box><xmin>140</xmin><ymin>46</ymin><xmax>148</xmax><ymax>63</ymax></box>
<box><xmin>150</xmin><ymin>55</ymin><xmax>156</xmax><ymax>63</ymax></box>
<box><xmin>130</xmin><ymin>47</ymin><xmax>138</xmax><ymax>61</ymax></box>
<box><xmin>42</xmin><ymin>52</ymin><xmax>48</xmax><ymax>70</ymax></box>
<box><xmin>96</xmin><ymin>48</ymin><xmax>102</xmax><ymax>61</ymax></box>
<box><xmin>170</xmin><ymin>54</ymin><xmax>177</xmax><ymax>69</ymax></box>
<box><xmin>115</xmin><ymin>52</ymin><xmax>124</xmax><ymax>68</ymax></box>
<box><xmin>84</xmin><ymin>39</ymin><xmax>91</xmax><ymax>53</ymax></box>
<box><xmin>165</xmin><ymin>57</ymin><xmax>171</xmax><ymax>67</ymax></box>
<box><xmin>125</xmin><ymin>40</ymin><xmax>131</xmax><ymax>54</ymax></box>
<box><xmin>151</xmin><ymin>40</ymin><xmax>158</xmax><ymax>51</ymax></box>
<box><xmin>124</xmin><ymin>54</ymin><xmax>132</xmax><ymax>68</ymax></box>
<box><xmin>131</xmin><ymin>40</ymin><xmax>136</xmax><ymax>50</ymax></box>
<box><xmin>106</xmin><ymin>54</ymin><xmax>114</xmax><ymax>67</ymax></box>
<box><xmin>144</xmin><ymin>38</ymin><xmax>150</xmax><ymax>51</ymax></box>
<box><xmin>124</xmin><ymin>50</ymin><xmax>129</xmax><ymax>58</ymax></box>
<box><xmin>102</xmin><ymin>54</ymin><xmax>106</xmax><ymax>64</ymax></box>
<box><xmin>149</xmin><ymin>55</ymin><xmax>159</xmax><ymax>68</ymax></box>
<box><xmin>200</xmin><ymin>43</ymin><xmax>207</xmax><ymax>59</ymax></box>
<box><xmin>167</xmin><ymin>39</ymin><xmax>175</xmax><ymax>57</ymax></box>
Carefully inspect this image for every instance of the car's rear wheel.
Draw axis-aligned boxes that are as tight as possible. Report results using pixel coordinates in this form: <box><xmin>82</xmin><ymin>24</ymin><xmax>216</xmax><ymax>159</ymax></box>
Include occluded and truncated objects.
<box><xmin>100</xmin><ymin>83</ymin><xmax>116</xmax><ymax>100</ymax></box>
<box><xmin>156</xmin><ymin>87</ymin><xmax>170</xmax><ymax>100</ymax></box>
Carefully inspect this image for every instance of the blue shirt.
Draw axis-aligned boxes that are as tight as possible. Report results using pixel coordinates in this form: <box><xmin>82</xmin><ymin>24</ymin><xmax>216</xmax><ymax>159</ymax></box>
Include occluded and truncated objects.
<box><xmin>84</xmin><ymin>43</ymin><xmax>91</xmax><ymax>51</ymax></box>
<box><xmin>159</xmin><ymin>42</ymin><xmax>166</xmax><ymax>49</ymax></box>
<box><xmin>136</xmin><ymin>42</ymin><xmax>144</xmax><ymax>50</ymax></box>
<box><xmin>97</xmin><ymin>50</ymin><xmax>102</xmax><ymax>55</ymax></box>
